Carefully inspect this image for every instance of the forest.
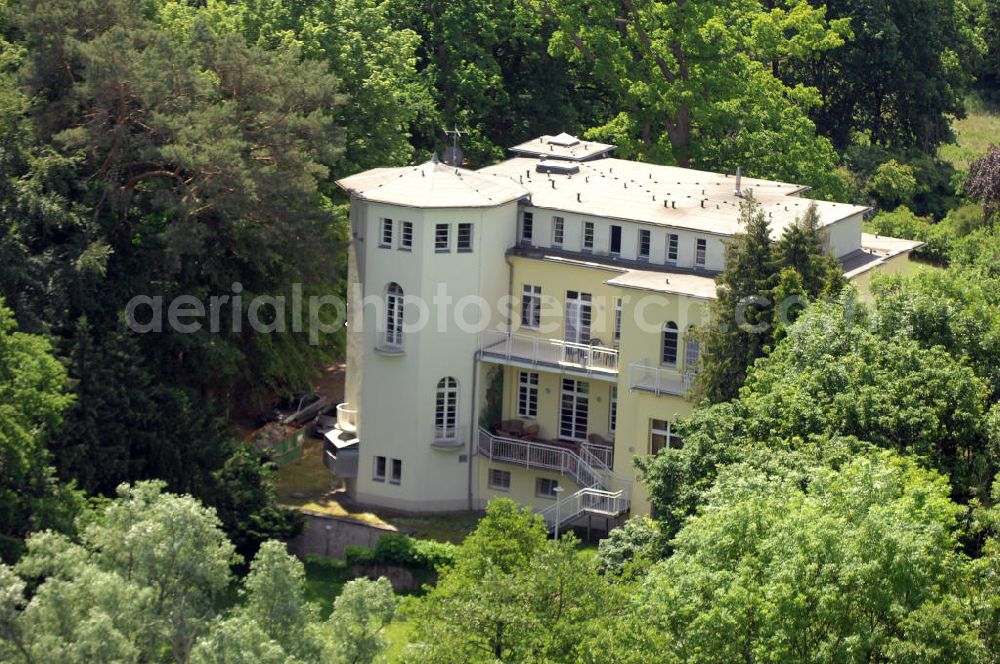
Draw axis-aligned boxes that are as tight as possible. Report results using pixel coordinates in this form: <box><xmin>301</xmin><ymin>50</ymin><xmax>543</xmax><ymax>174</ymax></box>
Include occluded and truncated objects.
<box><xmin>0</xmin><ymin>0</ymin><xmax>999</xmax><ymax>661</ymax></box>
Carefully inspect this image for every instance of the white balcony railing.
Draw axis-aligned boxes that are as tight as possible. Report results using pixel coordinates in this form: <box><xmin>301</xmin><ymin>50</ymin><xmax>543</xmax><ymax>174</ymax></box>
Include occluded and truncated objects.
<box><xmin>336</xmin><ymin>403</ymin><xmax>358</xmax><ymax>433</ymax></box>
<box><xmin>580</xmin><ymin>442</ymin><xmax>614</xmax><ymax>470</ymax></box>
<box><xmin>479</xmin><ymin>330</ymin><xmax>618</xmax><ymax>374</ymax></box>
<box><xmin>538</xmin><ymin>487</ymin><xmax>630</xmax><ymax>531</ymax></box>
<box><xmin>375</xmin><ymin>326</ymin><xmax>404</xmax><ymax>354</ymax></box>
<box><xmin>628</xmin><ymin>363</ymin><xmax>691</xmax><ymax>397</ymax></box>
<box><xmin>478</xmin><ymin>428</ymin><xmax>605</xmax><ymax>489</ymax></box>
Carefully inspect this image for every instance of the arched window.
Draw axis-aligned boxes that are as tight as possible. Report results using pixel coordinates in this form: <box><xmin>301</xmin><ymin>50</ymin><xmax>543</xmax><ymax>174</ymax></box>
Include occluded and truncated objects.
<box><xmin>435</xmin><ymin>377</ymin><xmax>458</xmax><ymax>441</ymax></box>
<box><xmin>684</xmin><ymin>327</ymin><xmax>700</xmax><ymax>373</ymax></box>
<box><xmin>384</xmin><ymin>282</ymin><xmax>404</xmax><ymax>349</ymax></box>
<box><xmin>661</xmin><ymin>322</ymin><xmax>678</xmax><ymax>367</ymax></box>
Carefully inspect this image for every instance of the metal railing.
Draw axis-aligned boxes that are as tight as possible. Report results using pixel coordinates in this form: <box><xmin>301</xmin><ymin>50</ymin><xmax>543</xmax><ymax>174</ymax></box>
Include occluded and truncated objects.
<box><xmin>479</xmin><ymin>330</ymin><xmax>618</xmax><ymax>374</ymax></box>
<box><xmin>336</xmin><ymin>403</ymin><xmax>358</xmax><ymax>433</ymax></box>
<box><xmin>627</xmin><ymin>363</ymin><xmax>691</xmax><ymax>397</ymax></box>
<box><xmin>478</xmin><ymin>428</ymin><xmax>604</xmax><ymax>489</ymax></box>
<box><xmin>580</xmin><ymin>442</ymin><xmax>614</xmax><ymax>470</ymax></box>
<box><xmin>538</xmin><ymin>488</ymin><xmax>630</xmax><ymax>531</ymax></box>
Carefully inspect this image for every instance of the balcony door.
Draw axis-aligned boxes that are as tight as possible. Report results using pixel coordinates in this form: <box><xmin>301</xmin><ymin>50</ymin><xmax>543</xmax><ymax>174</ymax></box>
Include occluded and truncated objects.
<box><xmin>559</xmin><ymin>378</ymin><xmax>589</xmax><ymax>442</ymax></box>
<box><xmin>564</xmin><ymin>291</ymin><xmax>592</xmax><ymax>344</ymax></box>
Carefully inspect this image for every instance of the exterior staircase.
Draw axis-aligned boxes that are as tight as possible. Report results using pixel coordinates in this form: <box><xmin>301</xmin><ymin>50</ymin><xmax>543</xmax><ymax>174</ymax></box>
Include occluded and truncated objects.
<box><xmin>477</xmin><ymin>428</ymin><xmax>630</xmax><ymax>532</ymax></box>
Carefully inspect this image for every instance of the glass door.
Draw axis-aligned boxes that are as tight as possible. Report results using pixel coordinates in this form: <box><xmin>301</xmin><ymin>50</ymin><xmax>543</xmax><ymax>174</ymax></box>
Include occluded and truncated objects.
<box><xmin>559</xmin><ymin>379</ymin><xmax>589</xmax><ymax>441</ymax></box>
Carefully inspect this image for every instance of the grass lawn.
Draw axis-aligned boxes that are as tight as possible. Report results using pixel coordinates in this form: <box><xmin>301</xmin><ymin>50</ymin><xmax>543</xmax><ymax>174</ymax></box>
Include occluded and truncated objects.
<box><xmin>385</xmin><ymin>512</ymin><xmax>482</xmax><ymax>544</ymax></box>
<box><xmin>275</xmin><ymin>436</ymin><xmax>389</xmax><ymax>525</ymax></box>
<box><xmin>380</xmin><ymin>618</ymin><xmax>416</xmax><ymax>663</ymax></box>
<box><xmin>940</xmin><ymin>93</ymin><xmax>1000</xmax><ymax>171</ymax></box>
<box><xmin>303</xmin><ymin>557</ymin><xmax>357</xmax><ymax>618</ymax></box>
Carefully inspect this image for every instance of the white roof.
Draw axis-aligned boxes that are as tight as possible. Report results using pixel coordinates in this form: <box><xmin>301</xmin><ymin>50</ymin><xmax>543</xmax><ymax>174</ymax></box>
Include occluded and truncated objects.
<box><xmin>605</xmin><ymin>269</ymin><xmax>717</xmax><ymax>299</ymax></box>
<box><xmin>336</xmin><ymin>158</ymin><xmax>528</xmax><ymax>209</ymax></box>
<box><xmin>477</xmin><ymin>157</ymin><xmax>870</xmax><ymax>238</ymax></box>
<box><xmin>841</xmin><ymin>233</ymin><xmax>925</xmax><ymax>279</ymax></box>
<box><xmin>508</xmin><ymin>135</ymin><xmax>616</xmax><ymax>162</ymax></box>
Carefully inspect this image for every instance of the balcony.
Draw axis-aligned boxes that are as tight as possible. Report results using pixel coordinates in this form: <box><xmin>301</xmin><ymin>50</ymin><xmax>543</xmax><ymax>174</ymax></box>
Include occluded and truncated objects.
<box><xmin>628</xmin><ymin>363</ymin><xmax>691</xmax><ymax>397</ymax></box>
<box><xmin>478</xmin><ymin>428</ymin><xmax>610</xmax><ymax>489</ymax></box>
<box><xmin>375</xmin><ymin>326</ymin><xmax>404</xmax><ymax>355</ymax></box>
<box><xmin>479</xmin><ymin>330</ymin><xmax>618</xmax><ymax>379</ymax></box>
<box><xmin>336</xmin><ymin>403</ymin><xmax>357</xmax><ymax>433</ymax></box>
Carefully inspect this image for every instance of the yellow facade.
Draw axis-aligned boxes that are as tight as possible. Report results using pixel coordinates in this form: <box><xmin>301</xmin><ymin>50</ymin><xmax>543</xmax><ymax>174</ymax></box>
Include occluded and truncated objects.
<box><xmin>476</xmin><ymin>254</ymin><xmax>710</xmax><ymax>516</ymax></box>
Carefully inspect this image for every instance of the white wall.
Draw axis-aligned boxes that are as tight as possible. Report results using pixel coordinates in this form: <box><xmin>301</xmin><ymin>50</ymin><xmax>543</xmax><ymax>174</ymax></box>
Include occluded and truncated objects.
<box><xmin>523</xmin><ymin>206</ymin><xmax>725</xmax><ymax>272</ymax></box>
<box><xmin>353</xmin><ymin>200</ymin><xmax>518</xmax><ymax>511</ymax></box>
<box><xmin>825</xmin><ymin>213</ymin><xmax>863</xmax><ymax>258</ymax></box>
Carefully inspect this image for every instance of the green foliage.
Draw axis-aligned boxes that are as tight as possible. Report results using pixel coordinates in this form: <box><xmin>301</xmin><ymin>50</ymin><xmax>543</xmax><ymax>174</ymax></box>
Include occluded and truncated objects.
<box><xmin>869</xmin><ymin>159</ymin><xmax>920</xmax><ymax>208</ymax></box>
<box><xmin>406</xmin><ymin>498</ymin><xmax>620</xmax><ymax>662</ymax></box>
<box><xmin>531</xmin><ymin>0</ymin><xmax>847</xmax><ymax>187</ymax></box>
<box><xmin>792</xmin><ymin>0</ymin><xmax>980</xmax><ymax>153</ymax></box>
<box><xmin>0</xmin><ymin>482</ymin><xmax>394</xmax><ymax>664</ymax></box>
<box><xmin>646</xmin><ymin>292</ymin><xmax>997</xmax><ymax>544</ymax></box>
<box><xmin>605</xmin><ymin>452</ymin><xmax>987</xmax><ymax>663</ymax></box>
<box><xmin>344</xmin><ymin>545</ymin><xmax>376</xmax><ymax>566</ymax></box>
<box><xmin>0</xmin><ymin>481</ymin><xmax>238</xmax><ymax>663</ymax></box>
<box><xmin>319</xmin><ymin>576</ymin><xmax>396</xmax><ymax>664</ymax></box>
<box><xmin>693</xmin><ymin>198</ymin><xmax>845</xmax><ymax>402</ymax></box>
<box><xmin>0</xmin><ymin>298</ymin><xmax>81</xmax><ymax>561</ymax></box>
<box><xmin>596</xmin><ymin>516</ymin><xmax>663</xmax><ymax>576</ymax></box>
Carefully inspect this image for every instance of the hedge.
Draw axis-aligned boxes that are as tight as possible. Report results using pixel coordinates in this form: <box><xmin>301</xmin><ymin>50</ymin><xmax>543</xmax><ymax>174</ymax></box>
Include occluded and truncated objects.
<box><xmin>343</xmin><ymin>534</ymin><xmax>456</xmax><ymax>570</ymax></box>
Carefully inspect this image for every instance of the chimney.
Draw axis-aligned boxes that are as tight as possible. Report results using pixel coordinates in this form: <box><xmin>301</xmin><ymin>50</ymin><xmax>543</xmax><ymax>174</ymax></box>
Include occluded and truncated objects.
<box><xmin>734</xmin><ymin>167</ymin><xmax>743</xmax><ymax>198</ymax></box>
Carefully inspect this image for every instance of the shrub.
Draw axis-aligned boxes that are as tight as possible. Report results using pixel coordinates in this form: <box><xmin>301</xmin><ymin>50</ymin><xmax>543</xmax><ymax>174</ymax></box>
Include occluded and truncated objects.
<box><xmin>344</xmin><ymin>544</ymin><xmax>375</xmax><ymax>565</ymax></box>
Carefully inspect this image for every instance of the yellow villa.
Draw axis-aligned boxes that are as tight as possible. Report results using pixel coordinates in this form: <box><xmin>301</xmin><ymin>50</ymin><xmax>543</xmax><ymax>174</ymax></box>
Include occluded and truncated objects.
<box><xmin>329</xmin><ymin>133</ymin><xmax>921</xmax><ymax>535</ymax></box>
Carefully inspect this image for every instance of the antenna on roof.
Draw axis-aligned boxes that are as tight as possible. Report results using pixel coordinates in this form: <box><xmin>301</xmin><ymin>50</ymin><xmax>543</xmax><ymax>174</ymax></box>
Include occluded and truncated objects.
<box><xmin>442</xmin><ymin>126</ymin><xmax>468</xmax><ymax>166</ymax></box>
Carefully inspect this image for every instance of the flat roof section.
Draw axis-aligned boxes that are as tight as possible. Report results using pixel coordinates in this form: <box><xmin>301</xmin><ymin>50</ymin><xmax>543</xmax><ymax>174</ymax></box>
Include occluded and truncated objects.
<box><xmin>509</xmin><ymin>134</ymin><xmax>617</xmax><ymax>162</ymax></box>
<box><xmin>477</xmin><ymin>157</ymin><xmax>870</xmax><ymax>238</ymax></box>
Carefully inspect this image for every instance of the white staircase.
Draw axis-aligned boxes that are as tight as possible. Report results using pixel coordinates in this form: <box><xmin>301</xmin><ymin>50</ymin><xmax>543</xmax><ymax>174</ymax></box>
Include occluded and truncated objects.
<box><xmin>477</xmin><ymin>428</ymin><xmax>631</xmax><ymax>532</ymax></box>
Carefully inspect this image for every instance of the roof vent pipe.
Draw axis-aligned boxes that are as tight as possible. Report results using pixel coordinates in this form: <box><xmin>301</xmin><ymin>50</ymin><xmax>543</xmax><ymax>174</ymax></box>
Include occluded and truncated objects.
<box><xmin>550</xmin><ymin>180</ymin><xmax>555</xmax><ymax>189</ymax></box>
<box><xmin>735</xmin><ymin>167</ymin><xmax>743</xmax><ymax>197</ymax></box>
<box><xmin>577</xmin><ymin>193</ymin><xmax>581</xmax><ymax>202</ymax></box>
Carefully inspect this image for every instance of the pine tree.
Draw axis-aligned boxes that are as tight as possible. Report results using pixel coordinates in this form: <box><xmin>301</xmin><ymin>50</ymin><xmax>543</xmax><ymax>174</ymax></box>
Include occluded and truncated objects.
<box><xmin>693</xmin><ymin>195</ymin><xmax>775</xmax><ymax>403</ymax></box>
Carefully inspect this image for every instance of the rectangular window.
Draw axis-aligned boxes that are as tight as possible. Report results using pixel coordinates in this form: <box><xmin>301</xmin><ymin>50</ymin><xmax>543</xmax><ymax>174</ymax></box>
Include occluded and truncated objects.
<box><xmin>521</xmin><ymin>285</ymin><xmax>541</xmax><ymax>329</ymax></box>
<box><xmin>517</xmin><ymin>371</ymin><xmax>539</xmax><ymax>418</ymax></box>
<box><xmin>399</xmin><ymin>221</ymin><xmax>413</xmax><ymax>251</ymax></box>
<box><xmin>489</xmin><ymin>468</ymin><xmax>511</xmax><ymax>491</ymax></box>
<box><xmin>609</xmin><ymin>386</ymin><xmax>618</xmax><ymax>433</ymax></box>
<box><xmin>650</xmin><ymin>419</ymin><xmax>681</xmax><ymax>455</ymax></box>
<box><xmin>380</xmin><ymin>219</ymin><xmax>393</xmax><ymax>248</ymax></box>
<box><xmin>373</xmin><ymin>456</ymin><xmax>387</xmax><ymax>482</ymax></box>
<box><xmin>390</xmin><ymin>458</ymin><xmax>402</xmax><ymax>485</ymax></box>
<box><xmin>552</xmin><ymin>216</ymin><xmax>564</xmax><ymax>247</ymax></box>
<box><xmin>536</xmin><ymin>477</ymin><xmax>560</xmax><ymax>499</ymax></box>
<box><xmin>457</xmin><ymin>223</ymin><xmax>473</xmax><ymax>252</ymax></box>
<box><xmin>685</xmin><ymin>337</ymin><xmax>700</xmax><ymax>372</ymax></box>
<box><xmin>614</xmin><ymin>298</ymin><xmax>622</xmax><ymax>343</ymax></box>
<box><xmin>695</xmin><ymin>238</ymin><xmax>707</xmax><ymax>267</ymax></box>
<box><xmin>638</xmin><ymin>229</ymin><xmax>651</xmax><ymax>261</ymax></box>
<box><xmin>521</xmin><ymin>212</ymin><xmax>534</xmax><ymax>244</ymax></box>
<box><xmin>610</xmin><ymin>225</ymin><xmax>622</xmax><ymax>255</ymax></box>
<box><xmin>583</xmin><ymin>221</ymin><xmax>594</xmax><ymax>252</ymax></box>
<box><xmin>662</xmin><ymin>323</ymin><xmax>679</xmax><ymax>367</ymax></box>
<box><xmin>667</xmin><ymin>233</ymin><xmax>679</xmax><ymax>262</ymax></box>
<box><xmin>435</xmin><ymin>223</ymin><xmax>450</xmax><ymax>252</ymax></box>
